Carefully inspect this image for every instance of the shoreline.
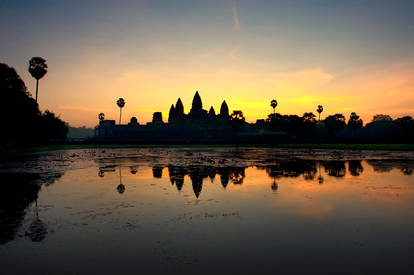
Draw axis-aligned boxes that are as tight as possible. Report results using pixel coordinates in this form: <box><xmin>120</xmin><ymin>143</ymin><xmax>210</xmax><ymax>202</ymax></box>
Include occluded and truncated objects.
<box><xmin>2</xmin><ymin>143</ymin><xmax>414</xmax><ymax>158</ymax></box>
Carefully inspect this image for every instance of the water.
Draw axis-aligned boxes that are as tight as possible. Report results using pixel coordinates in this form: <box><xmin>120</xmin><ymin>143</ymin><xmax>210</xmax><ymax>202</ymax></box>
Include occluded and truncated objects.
<box><xmin>1</xmin><ymin>148</ymin><xmax>414</xmax><ymax>274</ymax></box>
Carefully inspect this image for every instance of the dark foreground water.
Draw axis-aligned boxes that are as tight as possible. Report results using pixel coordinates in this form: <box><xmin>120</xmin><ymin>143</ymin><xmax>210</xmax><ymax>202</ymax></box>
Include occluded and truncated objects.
<box><xmin>1</xmin><ymin>148</ymin><xmax>414</xmax><ymax>274</ymax></box>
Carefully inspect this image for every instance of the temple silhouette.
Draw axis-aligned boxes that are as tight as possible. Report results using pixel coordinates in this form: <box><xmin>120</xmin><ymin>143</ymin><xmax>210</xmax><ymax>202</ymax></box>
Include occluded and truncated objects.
<box><xmin>92</xmin><ymin>90</ymin><xmax>414</xmax><ymax>144</ymax></box>
<box><xmin>94</xmin><ymin>91</ymin><xmax>281</xmax><ymax>143</ymax></box>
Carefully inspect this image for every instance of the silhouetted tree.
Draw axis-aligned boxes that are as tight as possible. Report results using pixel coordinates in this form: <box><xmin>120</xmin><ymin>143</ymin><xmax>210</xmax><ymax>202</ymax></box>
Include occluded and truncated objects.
<box><xmin>317</xmin><ymin>105</ymin><xmax>323</xmax><ymax>125</ymax></box>
<box><xmin>266</xmin><ymin>113</ymin><xmax>283</xmax><ymax>130</ymax></box>
<box><xmin>28</xmin><ymin>57</ymin><xmax>48</xmax><ymax>103</ymax></box>
<box><xmin>38</xmin><ymin>110</ymin><xmax>68</xmax><ymax>140</ymax></box>
<box><xmin>396</xmin><ymin>116</ymin><xmax>414</xmax><ymax>141</ymax></box>
<box><xmin>303</xmin><ymin>112</ymin><xmax>317</xmax><ymax>131</ymax></box>
<box><xmin>372</xmin><ymin>114</ymin><xmax>392</xmax><ymax>122</ymax></box>
<box><xmin>1</xmin><ymin>63</ymin><xmax>69</xmax><ymax>144</ymax></box>
<box><xmin>348</xmin><ymin>112</ymin><xmax>363</xmax><ymax>130</ymax></box>
<box><xmin>1</xmin><ymin>63</ymin><xmax>40</xmax><ymax>143</ymax></box>
<box><xmin>325</xmin><ymin>114</ymin><xmax>346</xmax><ymax>137</ymax></box>
<box><xmin>230</xmin><ymin>110</ymin><xmax>246</xmax><ymax>134</ymax></box>
<box><xmin>116</xmin><ymin>98</ymin><xmax>125</xmax><ymax>124</ymax></box>
<box><xmin>129</xmin><ymin>116</ymin><xmax>138</xmax><ymax>125</ymax></box>
<box><xmin>270</xmin><ymin>99</ymin><xmax>278</xmax><ymax>114</ymax></box>
<box><xmin>98</xmin><ymin>113</ymin><xmax>105</xmax><ymax>122</ymax></box>
<box><xmin>219</xmin><ymin>100</ymin><xmax>229</xmax><ymax>118</ymax></box>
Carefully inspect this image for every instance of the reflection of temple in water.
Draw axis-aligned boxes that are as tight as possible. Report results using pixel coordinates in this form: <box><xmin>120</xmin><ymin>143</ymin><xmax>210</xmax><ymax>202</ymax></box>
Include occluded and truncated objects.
<box><xmin>152</xmin><ymin>167</ymin><xmax>163</xmax><ymax>178</ymax></box>
<box><xmin>93</xmin><ymin>158</ymin><xmax>414</xmax><ymax>199</ymax></box>
<box><xmin>165</xmin><ymin>166</ymin><xmax>247</xmax><ymax>198</ymax></box>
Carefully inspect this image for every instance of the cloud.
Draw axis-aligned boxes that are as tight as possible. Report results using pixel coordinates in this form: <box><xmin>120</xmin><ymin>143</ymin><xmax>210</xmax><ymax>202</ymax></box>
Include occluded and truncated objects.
<box><xmin>232</xmin><ymin>0</ymin><xmax>240</xmax><ymax>31</ymax></box>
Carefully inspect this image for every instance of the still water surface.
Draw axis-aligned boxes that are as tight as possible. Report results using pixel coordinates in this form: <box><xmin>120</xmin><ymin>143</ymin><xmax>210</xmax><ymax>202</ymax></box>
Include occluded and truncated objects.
<box><xmin>1</xmin><ymin>148</ymin><xmax>414</xmax><ymax>274</ymax></box>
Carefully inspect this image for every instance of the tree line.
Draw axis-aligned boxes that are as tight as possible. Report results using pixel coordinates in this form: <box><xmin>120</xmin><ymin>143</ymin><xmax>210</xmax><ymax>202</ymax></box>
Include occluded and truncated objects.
<box><xmin>0</xmin><ymin>60</ymin><xmax>68</xmax><ymax>149</ymax></box>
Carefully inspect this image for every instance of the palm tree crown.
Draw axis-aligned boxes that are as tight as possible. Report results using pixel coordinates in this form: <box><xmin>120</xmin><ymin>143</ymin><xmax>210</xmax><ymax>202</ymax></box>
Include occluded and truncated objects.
<box><xmin>117</xmin><ymin>98</ymin><xmax>125</xmax><ymax>124</ymax></box>
<box><xmin>28</xmin><ymin>57</ymin><xmax>48</xmax><ymax>103</ymax></box>
<box><xmin>117</xmin><ymin>98</ymin><xmax>125</xmax><ymax>108</ymax></box>
<box><xmin>317</xmin><ymin>105</ymin><xmax>323</xmax><ymax>114</ymax></box>
<box><xmin>98</xmin><ymin>113</ymin><xmax>105</xmax><ymax>121</ymax></box>
<box><xmin>28</xmin><ymin>57</ymin><xmax>48</xmax><ymax>80</ymax></box>
<box><xmin>317</xmin><ymin>105</ymin><xmax>324</xmax><ymax>125</ymax></box>
<box><xmin>270</xmin><ymin>99</ymin><xmax>278</xmax><ymax>113</ymax></box>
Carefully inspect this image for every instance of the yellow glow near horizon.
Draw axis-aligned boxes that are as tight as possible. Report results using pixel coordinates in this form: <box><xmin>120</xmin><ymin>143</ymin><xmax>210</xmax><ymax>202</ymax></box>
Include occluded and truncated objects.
<box><xmin>24</xmin><ymin>57</ymin><xmax>414</xmax><ymax>128</ymax></box>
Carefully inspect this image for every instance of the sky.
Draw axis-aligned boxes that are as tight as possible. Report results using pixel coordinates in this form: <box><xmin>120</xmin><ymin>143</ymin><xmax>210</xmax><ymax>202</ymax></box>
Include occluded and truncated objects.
<box><xmin>1</xmin><ymin>0</ymin><xmax>414</xmax><ymax>127</ymax></box>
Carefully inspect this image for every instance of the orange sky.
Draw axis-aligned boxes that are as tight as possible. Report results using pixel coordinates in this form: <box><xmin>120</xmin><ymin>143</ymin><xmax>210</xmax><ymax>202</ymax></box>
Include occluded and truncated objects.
<box><xmin>2</xmin><ymin>1</ymin><xmax>414</xmax><ymax>127</ymax></box>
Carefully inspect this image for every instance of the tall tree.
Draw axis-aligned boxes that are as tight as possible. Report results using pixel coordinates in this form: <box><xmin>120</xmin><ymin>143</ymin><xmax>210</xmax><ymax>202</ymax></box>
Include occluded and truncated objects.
<box><xmin>270</xmin><ymin>99</ymin><xmax>278</xmax><ymax>114</ymax></box>
<box><xmin>129</xmin><ymin>117</ymin><xmax>138</xmax><ymax>125</ymax></box>
<box><xmin>230</xmin><ymin>110</ymin><xmax>246</xmax><ymax>134</ymax></box>
<box><xmin>28</xmin><ymin>57</ymin><xmax>48</xmax><ymax>103</ymax></box>
<box><xmin>98</xmin><ymin>113</ymin><xmax>105</xmax><ymax>122</ymax></box>
<box><xmin>316</xmin><ymin>105</ymin><xmax>323</xmax><ymax>125</ymax></box>
<box><xmin>116</xmin><ymin>98</ymin><xmax>125</xmax><ymax>124</ymax></box>
<box><xmin>372</xmin><ymin>114</ymin><xmax>392</xmax><ymax>122</ymax></box>
<box><xmin>325</xmin><ymin>114</ymin><xmax>346</xmax><ymax>137</ymax></box>
<box><xmin>303</xmin><ymin>112</ymin><xmax>317</xmax><ymax>131</ymax></box>
<box><xmin>1</xmin><ymin>63</ymin><xmax>39</xmax><ymax>141</ymax></box>
<box><xmin>348</xmin><ymin>112</ymin><xmax>363</xmax><ymax>130</ymax></box>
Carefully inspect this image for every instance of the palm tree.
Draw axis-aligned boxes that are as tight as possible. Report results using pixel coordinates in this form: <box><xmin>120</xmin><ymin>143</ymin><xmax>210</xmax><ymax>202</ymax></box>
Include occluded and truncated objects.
<box><xmin>270</xmin><ymin>99</ymin><xmax>278</xmax><ymax>114</ymax></box>
<box><xmin>116</xmin><ymin>98</ymin><xmax>125</xmax><ymax>124</ymax></box>
<box><xmin>98</xmin><ymin>113</ymin><xmax>105</xmax><ymax>122</ymax></box>
<box><xmin>317</xmin><ymin>105</ymin><xmax>324</xmax><ymax>125</ymax></box>
<box><xmin>117</xmin><ymin>166</ymin><xmax>125</xmax><ymax>194</ymax></box>
<box><xmin>28</xmin><ymin>57</ymin><xmax>48</xmax><ymax>103</ymax></box>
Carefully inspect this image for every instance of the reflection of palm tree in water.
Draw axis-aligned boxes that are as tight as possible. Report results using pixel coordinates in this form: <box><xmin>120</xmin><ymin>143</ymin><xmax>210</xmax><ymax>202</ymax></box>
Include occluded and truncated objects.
<box><xmin>130</xmin><ymin>166</ymin><xmax>138</xmax><ymax>175</ymax></box>
<box><xmin>317</xmin><ymin>161</ymin><xmax>324</xmax><ymax>184</ymax></box>
<box><xmin>26</xmin><ymin>197</ymin><xmax>47</xmax><ymax>242</ymax></box>
<box><xmin>117</xmin><ymin>167</ymin><xmax>125</xmax><ymax>194</ymax></box>
<box><xmin>271</xmin><ymin>177</ymin><xmax>278</xmax><ymax>191</ymax></box>
<box><xmin>98</xmin><ymin>168</ymin><xmax>105</xmax><ymax>178</ymax></box>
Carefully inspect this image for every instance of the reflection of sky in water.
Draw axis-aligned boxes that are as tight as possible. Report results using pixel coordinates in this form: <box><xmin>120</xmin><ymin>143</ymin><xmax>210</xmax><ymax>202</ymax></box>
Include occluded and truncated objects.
<box><xmin>1</xmin><ymin>149</ymin><xmax>414</xmax><ymax>274</ymax></box>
